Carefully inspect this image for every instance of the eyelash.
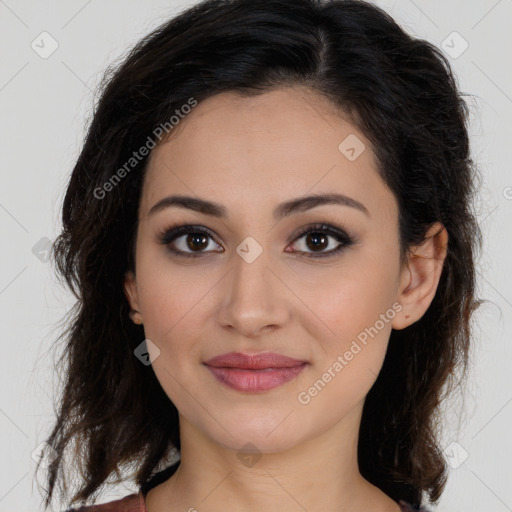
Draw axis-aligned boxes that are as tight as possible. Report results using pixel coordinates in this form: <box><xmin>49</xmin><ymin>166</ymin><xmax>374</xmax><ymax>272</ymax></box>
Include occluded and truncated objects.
<box><xmin>158</xmin><ymin>223</ymin><xmax>356</xmax><ymax>259</ymax></box>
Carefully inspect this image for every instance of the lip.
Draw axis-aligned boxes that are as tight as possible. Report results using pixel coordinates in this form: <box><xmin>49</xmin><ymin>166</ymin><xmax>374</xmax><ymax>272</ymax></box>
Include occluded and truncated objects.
<box><xmin>203</xmin><ymin>352</ymin><xmax>309</xmax><ymax>392</ymax></box>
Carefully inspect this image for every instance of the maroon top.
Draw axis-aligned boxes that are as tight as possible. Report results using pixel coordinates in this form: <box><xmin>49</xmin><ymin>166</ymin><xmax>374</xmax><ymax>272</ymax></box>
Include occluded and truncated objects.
<box><xmin>63</xmin><ymin>491</ymin><xmax>432</xmax><ymax>511</ymax></box>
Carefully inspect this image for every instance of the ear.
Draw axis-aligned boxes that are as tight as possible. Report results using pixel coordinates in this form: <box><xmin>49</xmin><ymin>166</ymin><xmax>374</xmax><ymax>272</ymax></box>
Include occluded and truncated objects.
<box><xmin>123</xmin><ymin>270</ymin><xmax>143</xmax><ymax>325</ymax></box>
<box><xmin>392</xmin><ymin>222</ymin><xmax>448</xmax><ymax>330</ymax></box>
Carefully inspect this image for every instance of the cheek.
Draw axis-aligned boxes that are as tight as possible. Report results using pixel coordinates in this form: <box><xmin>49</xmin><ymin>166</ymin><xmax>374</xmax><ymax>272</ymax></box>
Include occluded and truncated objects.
<box><xmin>295</xmin><ymin>276</ymin><xmax>397</xmax><ymax>418</ymax></box>
<box><xmin>134</xmin><ymin>251</ymin><xmax>219</xmax><ymax>369</ymax></box>
<box><xmin>135</xmin><ymin>238</ymin><xmax>197</xmax><ymax>335</ymax></box>
<box><xmin>138</xmin><ymin>275</ymin><xmax>201</xmax><ymax>347</ymax></box>
<box><xmin>287</xmin><ymin>253</ymin><xmax>400</xmax><ymax>395</ymax></box>
<box><xmin>287</xmin><ymin>251</ymin><xmax>399</xmax><ymax>337</ymax></box>
<box><xmin>135</xmin><ymin>262</ymin><xmax>208</xmax><ymax>402</ymax></box>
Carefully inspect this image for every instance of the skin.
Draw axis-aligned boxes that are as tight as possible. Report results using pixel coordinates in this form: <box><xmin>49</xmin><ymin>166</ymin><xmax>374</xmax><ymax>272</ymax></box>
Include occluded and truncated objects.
<box><xmin>124</xmin><ymin>86</ymin><xmax>448</xmax><ymax>512</ymax></box>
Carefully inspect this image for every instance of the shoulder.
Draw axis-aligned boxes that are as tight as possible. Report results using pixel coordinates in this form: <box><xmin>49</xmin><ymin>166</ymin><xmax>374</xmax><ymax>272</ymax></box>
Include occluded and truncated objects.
<box><xmin>62</xmin><ymin>492</ymin><xmax>143</xmax><ymax>512</ymax></box>
<box><xmin>398</xmin><ymin>499</ymin><xmax>434</xmax><ymax>511</ymax></box>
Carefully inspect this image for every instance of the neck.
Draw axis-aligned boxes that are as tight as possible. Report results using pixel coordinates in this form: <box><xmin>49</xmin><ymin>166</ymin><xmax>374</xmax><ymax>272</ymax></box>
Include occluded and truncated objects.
<box><xmin>146</xmin><ymin>402</ymin><xmax>400</xmax><ymax>512</ymax></box>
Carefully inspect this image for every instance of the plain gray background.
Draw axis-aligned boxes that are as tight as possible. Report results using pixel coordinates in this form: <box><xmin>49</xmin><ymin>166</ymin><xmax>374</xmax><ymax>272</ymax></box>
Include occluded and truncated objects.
<box><xmin>0</xmin><ymin>1</ymin><xmax>511</xmax><ymax>511</ymax></box>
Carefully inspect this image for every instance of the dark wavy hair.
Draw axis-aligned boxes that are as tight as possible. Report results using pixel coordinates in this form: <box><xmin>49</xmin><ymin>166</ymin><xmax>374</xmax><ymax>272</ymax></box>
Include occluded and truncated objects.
<box><xmin>38</xmin><ymin>0</ymin><xmax>482</xmax><ymax>509</ymax></box>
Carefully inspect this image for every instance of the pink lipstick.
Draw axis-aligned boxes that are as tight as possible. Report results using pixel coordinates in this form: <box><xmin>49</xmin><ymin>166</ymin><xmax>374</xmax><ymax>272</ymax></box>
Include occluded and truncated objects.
<box><xmin>203</xmin><ymin>352</ymin><xmax>308</xmax><ymax>392</ymax></box>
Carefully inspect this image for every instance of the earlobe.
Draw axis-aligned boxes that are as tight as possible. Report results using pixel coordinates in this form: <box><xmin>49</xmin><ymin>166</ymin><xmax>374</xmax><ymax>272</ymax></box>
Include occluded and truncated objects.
<box><xmin>123</xmin><ymin>270</ymin><xmax>143</xmax><ymax>325</ymax></box>
<box><xmin>392</xmin><ymin>222</ymin><xmax>448</xmax><ymax>330</ymax></box>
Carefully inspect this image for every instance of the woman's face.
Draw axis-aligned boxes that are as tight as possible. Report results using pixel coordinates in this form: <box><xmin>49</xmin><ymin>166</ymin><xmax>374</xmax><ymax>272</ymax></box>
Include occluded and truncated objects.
<box><xmin>125</xmin><ymin>86</ymin><xmax>410</xmax><ymax>453</ymax></box>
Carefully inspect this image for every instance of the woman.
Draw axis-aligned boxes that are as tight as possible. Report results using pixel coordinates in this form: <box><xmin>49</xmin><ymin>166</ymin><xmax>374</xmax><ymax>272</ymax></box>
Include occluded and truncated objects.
<box><xmin>38</xmin><ymin>0</ymin><xmax>481</xmax><ymax>511</ymax></box>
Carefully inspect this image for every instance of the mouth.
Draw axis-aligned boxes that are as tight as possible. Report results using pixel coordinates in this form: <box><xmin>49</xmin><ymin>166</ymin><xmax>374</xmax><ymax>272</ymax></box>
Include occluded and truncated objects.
<box><xmin>203</xmin><ymin>352</ymin><xmax>309</xmax><ymax>392</ymax></box>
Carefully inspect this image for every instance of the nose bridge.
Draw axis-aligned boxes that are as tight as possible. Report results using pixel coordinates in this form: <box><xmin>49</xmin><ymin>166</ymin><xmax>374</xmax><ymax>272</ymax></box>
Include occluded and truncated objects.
<box><xmin>233</xmin><ymin>235</ymin><xmax>271</xmax><ymax>294</ymax></box>
<box><xmin>217</xmin><ymin>235</ymin><xmax>289</xmax><ymax>336</ymax></box>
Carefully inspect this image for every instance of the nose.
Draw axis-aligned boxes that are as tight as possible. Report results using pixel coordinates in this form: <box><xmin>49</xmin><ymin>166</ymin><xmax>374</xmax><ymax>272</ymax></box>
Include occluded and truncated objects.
<box><xmin>216</xmin><ymin>243</ymin><xmax>291</xmax><ymax>338</ymax></box>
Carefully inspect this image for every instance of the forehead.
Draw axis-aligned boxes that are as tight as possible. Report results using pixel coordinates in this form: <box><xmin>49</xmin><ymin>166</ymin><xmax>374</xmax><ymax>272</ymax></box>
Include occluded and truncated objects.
<box><xmin>140</xmin><ymin>87</ymin><xmax>394</xmax><ymax>219</ymax></box>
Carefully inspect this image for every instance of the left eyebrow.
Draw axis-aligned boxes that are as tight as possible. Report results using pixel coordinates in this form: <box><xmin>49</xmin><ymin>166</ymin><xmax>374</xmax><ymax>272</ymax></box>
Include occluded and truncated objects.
<box><xmin>274</xmin><ymin>192</ymin><xmax>370</xmax><ymax>219</ymax></box>
<box><xmin>147</xmin><ymin>192</ymin><xmax>370</xmax><ymax>220</ymax></box>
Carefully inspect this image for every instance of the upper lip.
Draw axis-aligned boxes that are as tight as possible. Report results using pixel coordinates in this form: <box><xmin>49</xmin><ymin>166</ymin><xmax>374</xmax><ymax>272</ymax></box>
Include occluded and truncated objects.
<box><xmin>204</xmin><ymin>352</ymin><xmax>308</xmax><ymax>369</ymax></box>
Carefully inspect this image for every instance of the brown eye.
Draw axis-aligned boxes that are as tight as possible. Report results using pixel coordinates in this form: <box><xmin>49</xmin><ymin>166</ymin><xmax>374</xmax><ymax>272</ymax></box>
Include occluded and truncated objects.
<box><xmin>184</xmin><ymin>233</ymin><xmax>210</xmax><ymax>252</ymax></box>
<box><xmin>159</xmin><ymin>225</ymin><xmax>223</xmax><ymax>258</ymax></box>
<box><xmin>289</xmin><ymin>223</ymin><xmax>355</xmax><ymax>258</ymax></box>
<box><xmin>303</xmin><ymin>232</ymin><xmax>329</xmax><ymax>252</ymax></box>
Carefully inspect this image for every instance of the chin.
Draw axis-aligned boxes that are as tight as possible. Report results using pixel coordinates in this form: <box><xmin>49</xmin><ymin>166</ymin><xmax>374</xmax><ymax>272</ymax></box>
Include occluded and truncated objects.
<box><xmin>199</xmin><ymin>412</ymin><xmax>309</xmax><ymax>455</ymax></box>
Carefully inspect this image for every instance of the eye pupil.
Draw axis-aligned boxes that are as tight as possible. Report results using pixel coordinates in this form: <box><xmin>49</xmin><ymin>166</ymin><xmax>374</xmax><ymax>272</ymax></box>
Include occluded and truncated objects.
<box><xmin>306</xmin><ymin>232</ymin><xmax>328</xmax><ymax>251</ymax></box>
<box><xmin>187</xmin><ymin>233</ymin><xmax>209</xmax><ymax>251</ymax></box>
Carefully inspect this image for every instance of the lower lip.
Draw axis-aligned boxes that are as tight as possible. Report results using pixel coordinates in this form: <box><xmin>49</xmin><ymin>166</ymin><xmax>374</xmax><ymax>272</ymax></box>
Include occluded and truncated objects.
<box><xmin>205</xmin><ymin>364</ymin><xmax>308</xmax><ymax>392</ymax></box>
